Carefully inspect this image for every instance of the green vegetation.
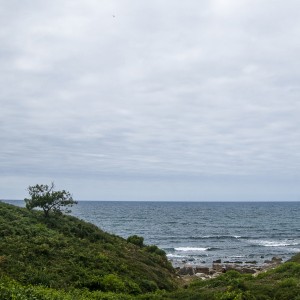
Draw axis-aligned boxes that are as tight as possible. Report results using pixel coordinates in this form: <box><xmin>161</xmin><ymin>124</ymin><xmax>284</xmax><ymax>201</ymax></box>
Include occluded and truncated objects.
<box><xmin>159</xmin><ymin>264</ymin><xmax>300</xmax><ymax>300</ymax></box>
<box><xmin>24</xmin><ymin>183</ymin><xmax>77</xmax><ymax>217</ymax></box>
<box><xmin>1</xmin><ymin>200</ymin><xmax>300</xmax><ymax>299</ymax></box>
<box><xmin>0</xmin><ymin>201</ymin><xmax>176</xmax><ymax>299</ymax></box>
<box><xmin>127</xmin><ymin>235</ymin><xmax>145</xmax><ymax>247</ymax></box>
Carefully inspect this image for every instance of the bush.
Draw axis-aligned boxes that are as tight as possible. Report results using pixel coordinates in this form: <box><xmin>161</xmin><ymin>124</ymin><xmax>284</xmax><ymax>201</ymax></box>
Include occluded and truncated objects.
<box><xmin>127</xmin><ymin>235</ymin><xmax>144</xmax><ymax>247</ymax></box>
<box><xmin>144</xmin><ymin>245</ymin><xmax>166</xmax><ymax>256</ymax></box>
<box><xmin>101</xmin><ymin>274</ymin><xmax>127</xmax><ymax>293</ymax></box>
<box><xmin>140</xmin><ymin>279</ymin><xmax>158</xmax><ymax>292</ymax></box>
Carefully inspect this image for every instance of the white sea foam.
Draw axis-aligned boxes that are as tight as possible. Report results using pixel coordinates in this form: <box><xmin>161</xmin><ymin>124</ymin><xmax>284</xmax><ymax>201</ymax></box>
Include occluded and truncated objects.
<box><xmin>250</xmin><ymin>240</ymin><xmax>299</xmax><ymax>247</ymax></box>
<box><xmin>200</xmin><ymin>235</ymin><xmax>242</xmax><ymax>239</ymax></box>
<box><xmin>175</xmin><ymin>247</ymin><xmax>208</xmax><ymax>252</ymax></box>
<box><xmin>166</xmin><ymin>254</ymin><xmax>186</xmax><ymax>258</ymax></box>
<box><xmin>289</xmin><ymin>248</ymin><xmax>300</xmax><ymax>252</ymax></box>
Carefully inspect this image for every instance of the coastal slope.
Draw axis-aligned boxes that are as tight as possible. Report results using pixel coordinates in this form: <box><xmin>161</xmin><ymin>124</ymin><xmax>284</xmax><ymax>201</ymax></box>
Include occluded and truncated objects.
<box><xmin>1</xmin><ymin>201</ymin><xmax>300</xmax><ymax>299</ymax></box>
<box><xmin>0</xmin><ymin>201</ymin><xmax>177</xmax><ymax>296</ymax></box>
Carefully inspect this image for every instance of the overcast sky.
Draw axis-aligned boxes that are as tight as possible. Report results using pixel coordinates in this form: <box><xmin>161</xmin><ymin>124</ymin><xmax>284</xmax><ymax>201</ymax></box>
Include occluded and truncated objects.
<box><xmin>1</xmin><ymin>0</ymin><xmax>300</xmax><ymax>201</ymax></box>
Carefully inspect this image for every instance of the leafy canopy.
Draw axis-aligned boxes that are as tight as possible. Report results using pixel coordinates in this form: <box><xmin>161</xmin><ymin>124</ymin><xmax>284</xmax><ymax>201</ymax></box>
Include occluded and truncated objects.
<box><xmin>24</xmin><ymin>182</ymin><xmax>77</xmax><ymax>217</ymax></box>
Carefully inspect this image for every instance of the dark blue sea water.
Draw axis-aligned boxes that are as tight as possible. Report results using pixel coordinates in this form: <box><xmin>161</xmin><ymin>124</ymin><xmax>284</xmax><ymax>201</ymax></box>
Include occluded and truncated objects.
<box><xmin>71</xmin><ymin>201</ymin><xmax>300</xmax><ymax>267</ymax></box>
<box><xmin>5</xmin><ymin>201</ymin><xmax>300</xmax><ymax>267</ymax></box>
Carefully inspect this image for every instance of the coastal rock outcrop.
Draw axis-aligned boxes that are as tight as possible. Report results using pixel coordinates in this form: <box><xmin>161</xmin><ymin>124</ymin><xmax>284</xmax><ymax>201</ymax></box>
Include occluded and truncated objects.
<box><xmin>194</xmin><ymin>267</ymin><xmax>210</xmax><ymax>275</ymax></box>
<box><xmin>177</xmin><ymin>257</ymin><xmax>283</xmax><ymax>280</ymax></box>
<box><xmin>177</xmin><ymin>266</ymin><xmax>195</xmax><ymax>276</ymax></box>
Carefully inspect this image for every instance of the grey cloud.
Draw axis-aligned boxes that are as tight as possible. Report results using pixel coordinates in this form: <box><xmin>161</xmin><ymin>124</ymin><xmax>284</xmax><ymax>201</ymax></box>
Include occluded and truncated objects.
<box><xmin>1</xmin><ymin>0</ymin><xmax>300</xmax><ymax>200</ymax></box>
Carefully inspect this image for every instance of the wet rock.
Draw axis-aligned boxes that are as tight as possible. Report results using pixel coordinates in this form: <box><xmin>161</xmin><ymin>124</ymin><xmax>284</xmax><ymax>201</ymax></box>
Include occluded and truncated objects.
<box><xmin>211</xmin><ymin>272</ymin><xmax>222</xmax><ymax>278</ymax></box>
<box><xmin>195</xmin><ymin>273</ymin><xmax>210</xmax><ymax>279</ymax></box>
<box><xmin>223</xmin><ymin>264</ymin><xmax>257</xmax><ymax>274</ymax></box>
<box><xmin>209</xmin><ymin>269</ymin><xmax>217</xmax><ymax>275</ymax></box>
<box><xmin>194</xmin><ymin>267</ymin><xmax>210</xmax><ymax>275</ymax></box>
<box><xmin>213</xmin><ymin>259</ymin><xmax>222</xmax><ymax>263</ymax></box>
<box><xmin>272</xmin><ymin>256</ymin><xmax>282</xmax><ymax>264</ymax></box>
<box><xmin>225</xmin><ymin>264</ymin><xmax>238</xmax><ymax>272</ymax></box>
<box><xmin>264</xmin><ymin>260</ymin><xmax>272</xmax><ymax>264</ymax></box>
<box><xmin>212</xmin><ymin>263</ymin><xmax>223</xmax><ymax>272</ymax></box>
<box><xmin>178</xmin><ymin>266</ymin><xmax>194</xmax><ymax>276</ymax></box>
<box><xmin>264</xmin><ymin>257</ymin><xmax>282</xmax><ymax>265</ymax></box>
<box><xmin>245</xmin><ymin>261</ymin><xmax>257</xmax><ymax>264</ymax></box>
<box><xmin>240</xmin><ymin>268</ymin><xmax>256</xmax><ymax>274</ymax></box>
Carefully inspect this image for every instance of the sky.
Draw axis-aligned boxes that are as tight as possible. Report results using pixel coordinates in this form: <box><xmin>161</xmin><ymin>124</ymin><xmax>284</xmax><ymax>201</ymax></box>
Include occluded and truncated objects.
<box><xmin>1</xmin><ymin>0</ymin><xmax>300</xmax><ymax>201</ymax></box>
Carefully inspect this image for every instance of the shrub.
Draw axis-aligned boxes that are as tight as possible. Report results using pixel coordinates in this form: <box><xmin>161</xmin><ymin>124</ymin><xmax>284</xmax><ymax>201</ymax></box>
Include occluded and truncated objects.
<box><xmin>140</xmin><ymin>279</ymin><xmax>158</xmax><ymax>292</ymax></box>
<box><xmin>127</xmin><ymin>235</ymin><xmax>144</xmax><ymax>247</ymax></box>
<box><xmin>101</xmin><ymin>274</ymin><xmax>127</xmax><ymax>293</ymax></box>
<box><xmin>144</xmin><ymin>245</ymin><xmax>166</xmax><ymax>256</ymax></box>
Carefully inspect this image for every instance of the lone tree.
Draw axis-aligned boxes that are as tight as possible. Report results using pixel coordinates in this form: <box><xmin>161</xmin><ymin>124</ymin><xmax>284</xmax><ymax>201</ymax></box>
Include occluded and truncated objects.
<box><xmin>24</xmin><ymin>183</ymin><xmax>77</xmax><ymax>217</ymax></box>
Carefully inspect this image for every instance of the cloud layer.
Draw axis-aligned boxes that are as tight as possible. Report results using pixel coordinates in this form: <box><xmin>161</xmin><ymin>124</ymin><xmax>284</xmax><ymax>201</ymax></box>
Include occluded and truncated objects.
<box><xmin>1</xmin><ymin>0</ymin><xmax>300</xmax><ymax>200</ymax></box>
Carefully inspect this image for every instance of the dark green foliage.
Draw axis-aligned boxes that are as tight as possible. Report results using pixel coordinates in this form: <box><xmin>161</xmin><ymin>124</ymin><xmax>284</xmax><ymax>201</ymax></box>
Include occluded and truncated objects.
<box><xmin>0</xmin><ymin>201</ymin><xmax>177</xmax><ymax>296</ymax></box>
<box><xmin>139</xmin><ymin>279</ymin><xmax>159</xmax><ymax>292</ymax></box>
<box><xmin>127</xmin><ymin>235</ymin><xmax>144</xmax><ymax>247</ymax></box>
<box><xmin>24</xmin><ymin>183</ymin><xmax>77</xmax><ymax>217</ymax></box>
<box><xmin>0</xmin><ymin>275</ymin><xmax>135</xmax><ymax>299</ymax></box>
<box><xmin>144</xmin><ymin>245</ymin><xmax>166</xmax><ymax>256</ymax></box>
<box><xmin>288</xmin><ymin>252</ymin><xmax>300</xmax><ymax>263</ymax></box>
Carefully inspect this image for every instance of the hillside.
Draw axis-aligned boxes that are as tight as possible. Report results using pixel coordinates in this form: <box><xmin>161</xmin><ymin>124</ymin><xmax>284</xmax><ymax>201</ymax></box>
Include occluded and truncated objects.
<box><xmin>1</xmin><ymin>201</ymin><xmax>300</xmax><ymax>299</ymax></box>
<box><xmin>0</xmin><ymin>201</ymin><xmax>177</xmax><ymax>297</ymax></box>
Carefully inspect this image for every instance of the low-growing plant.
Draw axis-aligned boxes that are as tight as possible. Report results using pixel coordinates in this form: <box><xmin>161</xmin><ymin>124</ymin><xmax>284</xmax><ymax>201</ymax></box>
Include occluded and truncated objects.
<box><xmin>144</xmin><ymin>245</ymin><xmax>166</xmax><ymax>256</ymax></box>
<box><xmin>127</xmin><ymin>235</ymin><xmax>144</xmax><ymax>247</ymax></box>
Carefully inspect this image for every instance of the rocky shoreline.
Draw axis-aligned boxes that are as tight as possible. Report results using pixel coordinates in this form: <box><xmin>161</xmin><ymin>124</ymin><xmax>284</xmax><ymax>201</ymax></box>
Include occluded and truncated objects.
<box><xmin>176</xmin><ymin>256</ymin><xmax>283</xmax><ymax>280</ymax></box>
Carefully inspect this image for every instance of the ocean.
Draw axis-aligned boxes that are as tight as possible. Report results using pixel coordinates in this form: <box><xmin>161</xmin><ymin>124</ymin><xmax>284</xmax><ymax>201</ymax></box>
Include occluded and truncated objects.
<box><xmin>5</xmin><ymin>200</ymin><xmax>300</xmax><ymax>267</ymax></box>
<box><xmin>73</xmin><ymin>201</ymin><xmax>300</xmax><ymax>267</ymax></box>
